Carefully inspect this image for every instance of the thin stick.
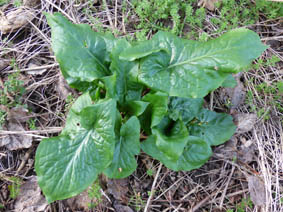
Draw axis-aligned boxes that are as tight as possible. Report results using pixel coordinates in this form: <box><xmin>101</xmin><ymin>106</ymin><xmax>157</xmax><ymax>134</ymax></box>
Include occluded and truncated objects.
<box><xmin>210</xmin><ymin>91</ymin><xmax>214</xmax><ymax>110</ymax></box>
<box><xmin>114</xmin><ymin>0</ymin><xmax>118</xmax><ymax>28</ymax></box>
<box><xmin>16</xmin><ymin>147</ymin><xmax>33</xmax><ymax>174</ymax></box>
<box><xmin>219</xmin><ymin>165</ymin><xmax>235</xmax><ymax>209</ymax></box>
<box><xmin>4</xmin><ymin>64</ymin><xmax>59</xmax><ymax>74</ymax></box>
<box><xmin>0</xmin><ymin>127</ymin><xmax>62</xmax><ymax>135</ymax></box>
<box><xmin>190</xmin><ymin>188</ymin><xmax>249</xmax><ymax>212</ymax></box>
<box><xmin>103</xmin><ymin>0</ymin><xmax>117</xmax><ymax>36</ymax></box>
<box><xmin>144</xmin><ymin>163</ymin><xmax>162</xmax><ymax>212</ymax></box>
<box><xmin>45</xmin><ymin>0</ymin><xmax>77</xmax><ymax>23</ymax></box>
<box><xmin>153</xmin><ymin>176</ymin><xmax>184</xmax><ymax>201</ymax></box>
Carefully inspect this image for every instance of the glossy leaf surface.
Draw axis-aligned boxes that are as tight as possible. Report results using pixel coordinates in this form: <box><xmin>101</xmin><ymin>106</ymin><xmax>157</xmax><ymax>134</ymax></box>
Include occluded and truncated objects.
<box><xmin>35</xmin><ymin>99</ymin><xmax>116</xmax><ymax>203</ymax></box>
<box><xmin>168</xmin><ymin>97</ymin><xmax>203</xmax><ymax>124</ymax></box>
<box><xmin>152</xmin><ymin>117</ymin><xmax>189</xmax><ymax>161</ymax></box>
<box><xmin>142</xmin><ymin>92</ymin><xmax>169</xmax><ymax>127</ymax></box>
<box><xmin>188</xmin><ymin>109</ymin><xmax>236</xmax><ymax>146</ymax></box>
<box><xmin>46</xmin><ymin>13</ymin><xmax>113</xmax><ymax>90</ymax></box>
<box><xmin>121</xmin><ymin>29</ymin><xmax>267</xmax><ymax>98</ymax></box>
<box><xmin>141</xmin><ymin>136</ymin><xmax>212</xmax><ymax>171</ymax></box>
<box><xmin>103</xmin><ymin>39</ymin><xmax>143</xmax><ymax>105</ymax></box>
<box><xmin>104</xmin><ymin>116</ymin><xmax>140</xmax><ymax>178</ymax></box>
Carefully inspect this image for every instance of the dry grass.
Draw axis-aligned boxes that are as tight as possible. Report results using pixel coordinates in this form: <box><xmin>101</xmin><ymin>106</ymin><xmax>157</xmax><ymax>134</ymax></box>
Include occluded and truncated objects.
<box><xmin>0</xmin><ymin>0</ymin><xmax>282</xmax><ymax>211</ymax></box>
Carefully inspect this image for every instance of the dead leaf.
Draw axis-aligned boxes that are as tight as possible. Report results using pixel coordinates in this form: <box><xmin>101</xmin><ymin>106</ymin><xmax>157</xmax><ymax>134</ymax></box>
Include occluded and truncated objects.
<box><xmin>14</xmin><ymin>176</ymin><xmax>48</xmax><ymax>212</ymax></box>
<box><xmin>221</xmin><ymin>73</ymin><xmax>246</xmax><ymax>111</ymax></box>
<box><xmin>236</xmin><ymin>137</ymin><xmax>256</xmax><ymax>163</ymax></box>
<box><xmin>214</xmin><ymin>136</ymin><xmax>237</xmax><ymax>160</ymax></box>
<box><xmin>113</xmin><ymin>203</ymin><xmax>134</xmax><ymax>212</ymax></box>
<box><xmin>0</xmin><ymin>7</ymin><xmax>34</xmax><ymax>34</ymax></box>
<box><xmin>107</xmin><ymin>179</ymin><xmax>129</xmax><ymax>204</ymax></box>
<box><xmin>198</xmin><ymin>0</ymin><xmax>221</xmax><ymax>11</ymax></box>
<box><xmin>56</xmin><ymin>74</ymin><xmax>73</xmax><ymax>99</ymax></box>
<box><xmin>7</xmin><ymin>107</ymin><xmax>30</xmax><ymax>123</ymax></box>
<box><xmin>26</xmin><ymin>62</ymin><xmax>47</xmax><ymax>75</ymax></box>
<box><xmin>247</xmin><ymin>176</ymin><xmax>267</xmax><ymax>206</ymax></box>
<box><xmin>233</xmin><ymin>113</ymin><xmax>257</xmax><ymax>134</ymax></box>
<box><xmin>0</xmin><ymin>121</ymin><xmax>32</xmax><ymax>150</ymax></box>
<box><xmin>23</xmin><ymin>0</ymin><xmax>40</xmax><ymax>7</ymax></box>
<box><xmin>64</xmin><ymin>190</ymin><xmax>92</xmax><ymax>211</ymax></box>
<box><xmin>0</xmin><ymin>59</ymin><xmax>9</xmax><ymax>70</ymax></box>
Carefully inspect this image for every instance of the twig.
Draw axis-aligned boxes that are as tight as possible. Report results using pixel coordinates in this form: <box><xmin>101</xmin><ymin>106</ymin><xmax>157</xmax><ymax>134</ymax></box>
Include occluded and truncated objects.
<box><xmin>261</xmin><ymin>36</ymin><xmax>283</xmax><ymax>41</ymax></box>
<box><xmin>0</xmin><ymin>127</ymin><xmax>62</xmax><ymax>135</ymax></box>
<box><xmin>45</xmin><ymin>0</ymin><xmax>77</xmax><ymax>23</ymax></box>
<box><xmin>4</xmin><ymin>63</ymin><xmax>59</xmax><ymax>74</ymax></box>
<box><xmin>144</xmin><ymin>163</ymin><xmax>162</xmax><ymax>212</ymax></box>
<box><xmin>219</xmin><ymin>165</ymin><xmax>235</xmax><ymax>209</ymax></box>
<box><xmin>16</xmin><ymin>147</ymin><xmax>34</xmax><ymax>175</ymax></box>
<box><xmin>210</xmin><ymin>91</ymin><xmax>214</xmax><ymax>110</ymax></box>
<box><xmin>114</xmin><ymin>0</ymin><xmax>118</xmax><ymax>28</ymax></box>
<box><xmin>100</xmin><ymin>189</ymin><xmax>112</xmax><ymax>203</ymax></box>
<box><xmin>190</xmin><ymin>188</ymin><xmax>249</xmax><ymax>212</ymax></box>
<box><xmin>153</xmin><ymin>176</ymin><xmax>184</xmax><ymax>201</ymax></box>
<box><xmin>103</xmin><ymin>0</ymin><xmax>117</xmax><ymax>36</ymax></box>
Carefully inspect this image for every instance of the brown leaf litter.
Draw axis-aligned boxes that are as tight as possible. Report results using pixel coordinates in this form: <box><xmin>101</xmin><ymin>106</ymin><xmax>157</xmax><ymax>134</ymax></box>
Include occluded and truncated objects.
<box><xmin>233</xmin><ymin>113</ymin><xmax>258</xmax><ymax>134</ymax></box>
<box><xmin>64</xmin><ymin>190</ymin><xmax>93</xmax><ymax>211</ymax></box>
<box><xmin>198</xmin><ymin>0</ymin><xmax>221</xmax><ymax>11</ymax></box>
<box><xmin>107</xmin><ymin>178</ymin><xmax>129</xmax><ymax>204</ymax></box>
<box><xmin>14</xmin><ymin>176</ymin><xmax>48</xmax><ymax>212</ymax></box>
<box><xmin>0</xmin><ymin>7</ymin><xmax>34</xmax><ymax>34</ymax></box>
<box><xmin>0</xmin><ymin>107</ymin><xmax>32</xmax><ymax>150</ymax></box>
<box><xmin>247</xmin><ymin>175</ymin><xmax>268</xmax><ymax>206</ymax></box>
<box><xmin>220</xmin><ymin>73</ymin><xmax>246</xmax><ymax>112</ymax></box>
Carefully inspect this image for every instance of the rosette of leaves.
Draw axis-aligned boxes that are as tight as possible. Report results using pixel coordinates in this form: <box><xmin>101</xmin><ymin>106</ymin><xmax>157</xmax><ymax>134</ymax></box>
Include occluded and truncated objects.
<box><xmin>35</xmin><ymin>13</ymin><xmax>266</xmax><ymax>203</ymax></box>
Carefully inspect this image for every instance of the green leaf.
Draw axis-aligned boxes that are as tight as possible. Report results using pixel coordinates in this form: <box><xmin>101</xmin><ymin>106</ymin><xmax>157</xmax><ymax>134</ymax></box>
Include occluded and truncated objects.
<box><xmin>62</xmin><ymin>92</ymin><xmax>93</xmax><ymax>134</ymax></box>
<box><xmin>168</xmin><ymin>97</ymin><xmax>203</xmax><ymax>124</ymax></box>
<box><xmin>104</xmin><ymin>116</ymin><xmax>141</xmax><ymax>178</ymax></box>
<box><xmin>46</xmin><ymin>13</ymin><xmax>113</xmax><ymax>90</ymax></box>
<box><xmin>142</xmin><ymin>92</ymin><xmax>169</xmax><ymax>127</ymax></box>
<box><xmin>141</xmin><ymin>136</ymin><xmax>212</xmax><ymax>171</ymax></box>
<box><xmin>35</xmin><ymin>99</ymin><xmax>117</xmax><ymax>203</ymax></box>
<box><xmin>103</xmin><ymin>39</ymin><xmax>143</xmax><ymax>105</ymax></box>
<box><xmin>152</xmin><ymin>117</ymin><xmax>189</xmax><ymax>161</ymax></box>
<box><xmin>222</xmin><ymin>74</ymin><xmax>237</xmax><ymax>88</ymax></box>
<box><xmin>188</xmin><ymin>109</ymin><xmax>236</xmax><ymax>146</ymax></box>
<box><xmin>121</xmin><ymin>29</ymin><xmax>267</xmax><ymax>98</ymax></box>
<box><xmin>122</xmin><ymin>101</ymin><xmax>149</xmax><ymax>116</ymax></box>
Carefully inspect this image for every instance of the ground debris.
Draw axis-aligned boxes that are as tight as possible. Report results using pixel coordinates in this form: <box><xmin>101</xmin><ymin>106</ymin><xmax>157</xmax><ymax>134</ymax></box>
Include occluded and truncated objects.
<box><xmin>198</xmin><ymin>0</ymin><xmax>221</xmax><ymax>11</ymax></box>
<box><xmin>113</xmin><ymin>202</ymin><xmax>134</xmax><ymax>212</ymax></box>
<box><xmin>233</xmin><ymin>112</ymin><xmax>257</xmax><ymax>134</ymax></box>
<box><xmin>23</xmin><ymin>0</ymin><xmax>41</xmax><ymax>8</ymax></box>
<box><xmin>64</xmin><ymin>190</ymin><xmax>92</xmax><ymax>211</ymax></box>
<box><xmin>237</xmin><ymin>137</ymin><xmax>256</xmax><ymax>163</ymax></box>
<box><xmin>7</xmin><ymin>107</ymin><xmax>30</xmax><ymax>123</ymax></box>
<box><xmin>0</xmin><ymin>121</ymin><xmax>32</xmax><ymax>150</ymax></box>
<box><xmin>0</xmin><ymin>7</ymin><xmax>34</xmax><ymax>34</ymax></box>
<box><xmin>247</xmin><ymin>175</ymin><xmax>267</xmax><ymax>206</ymax></box>
<box><xmin>14</xmin><ymin>176</ymin><xmax>48</xmax><ymax>212</ymax></box>
<box><xmin>56</xmin><ymin>74</ymin><xmax>73</xmax><ymax>100</ymax></box>
<box><xmin>26</xmin><ymin>62</ymin><xmax>47</xmax><ymax>75</ymax></box>
<box><xmin>107</xmin><ymin>178</ymin><xmax>129</xmax><ymax>204</ymax></box>
<box><xmin>220</xmin><ymin>73</ymin><xmax>246</xmax><ymax>111</ymax></box>
<box><xmin>0</xmin><ymin>59</ymin><xmax>9</xmax><ymax>71</ymax></box>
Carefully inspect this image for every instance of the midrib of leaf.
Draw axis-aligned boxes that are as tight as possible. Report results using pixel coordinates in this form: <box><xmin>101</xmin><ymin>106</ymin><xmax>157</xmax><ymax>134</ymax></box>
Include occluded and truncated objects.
<box><xmin>55</xmin><ymin>132</ymin><xmax>91</xmax><ymax>187</ymax></box>
<box><xmin>167</xmin><ymin>46</ymin><xmax>239</xmax><ymax>69</ymax></box>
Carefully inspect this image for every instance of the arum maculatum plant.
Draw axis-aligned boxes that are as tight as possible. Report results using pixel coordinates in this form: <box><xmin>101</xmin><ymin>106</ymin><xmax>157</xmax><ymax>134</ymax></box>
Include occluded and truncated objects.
<box><xmin>35</xmin><ymin>13</ymin><xmax>267</xmax><ymax>203</ymax></box>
